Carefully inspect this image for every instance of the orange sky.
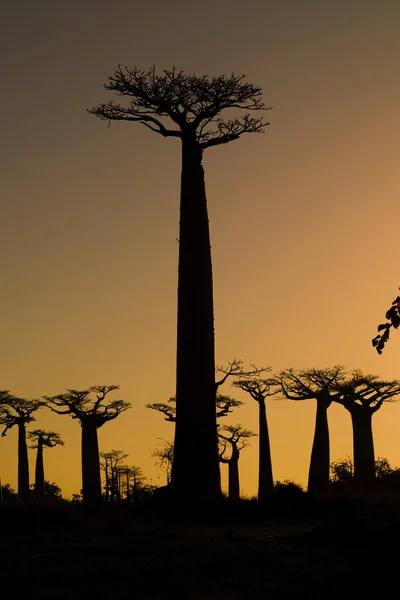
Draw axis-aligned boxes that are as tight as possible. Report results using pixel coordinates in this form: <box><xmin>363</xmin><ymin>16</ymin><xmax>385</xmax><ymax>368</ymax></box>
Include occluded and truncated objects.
<box><xmin>2</xmin><ymin>0</ymin><xmax>400</xmax><ymax>498</ymax></box>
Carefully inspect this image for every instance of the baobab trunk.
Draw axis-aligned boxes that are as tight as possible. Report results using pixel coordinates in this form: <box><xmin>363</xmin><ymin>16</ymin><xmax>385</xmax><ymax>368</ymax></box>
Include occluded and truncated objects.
<box><xmin>351</xmin><ymin>409</ymin><xmax>376</xmax><ymax>484</ymax></box>
<box><xmin>35</xmin><ymin>437</ymin><xmax>46</xmax><ymax>501</ymax></box>
<box><xmin>81</xmin><ymin>421</ymin><xmax>102</xmax><ymax>505</ymax></box>
<box><xmin>18</xmin><ymin>422</ymin><xmax>30</xmax><ymax>502</ymax></box>
<box><xmin>173</xmin><ymin>136</ymin><xmax>220</xmax><ymax>500</ymax></box>
<box><xmin>258</xmin><ymin>399</ymin><xmax>274</xmax><ymax>499</ymax></box>
<box><xmin>228</xmin><ymin>447</ymin><xmax>240</xmax><ymax>500</ymax></box>
<box><xmin>307</xmin><ymin>399</ymin><xmax>331</xmax><ymax>493</ymax></box>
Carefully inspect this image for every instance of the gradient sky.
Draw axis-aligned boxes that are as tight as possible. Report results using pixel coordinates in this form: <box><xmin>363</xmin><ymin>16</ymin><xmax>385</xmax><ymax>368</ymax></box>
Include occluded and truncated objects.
<box><xmin>2</xmin><ymin>0</ymin><xmax>400</xmax><ymax>498</ymax></box>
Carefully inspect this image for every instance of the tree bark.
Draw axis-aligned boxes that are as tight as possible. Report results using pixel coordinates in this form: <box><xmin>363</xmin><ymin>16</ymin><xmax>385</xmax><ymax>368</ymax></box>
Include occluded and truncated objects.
<box><xmin>351</xmin><ymin>408</ymin><xmax>376</xmax><ymax>484</ymax></box>
<box><xmin>81</xmin><ymin>420</ymin><xmax>102</xmax><ymax>505</ymax></box>
<box><xmin>228</xmin><ymin>446</ymin><xmax>240</xmax><ymax>500</ymax></box>
<box><xmin>258</xmin><ymin>399</ymin><xmax>274</xmax><ymax>499</ymax></box>
<box><xmin>173</xmin><ymin>136</ymin><xmax>220</xmax><ymax>500</ymax></box>
<box><xmin>18</xmin><ymin>422</ymin><xmax>30</xmax><ymax>502</ymax></box>
<box><xmin>307</xmin><ymin>399</ymin><xmax>331</xmax><ymax>493</ymax></box>
<box><xmin>35</xmin><ymin>437</ymin><xmax>45</xmax><ymax>501</ymax></box>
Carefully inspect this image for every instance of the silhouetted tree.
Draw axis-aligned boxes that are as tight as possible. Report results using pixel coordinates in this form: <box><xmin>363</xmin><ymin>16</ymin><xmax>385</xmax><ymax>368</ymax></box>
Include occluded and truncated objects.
<box><xmin>44</xmin><ymin>386</ymin><xmax>131</xmax><ymax>505</ymax></box>
<box><xmin>332</xmin><ymin>371</ymin><xmax>400</xmax><ymax>484</ymax></box>
<box><xmin>233</xmin><ymin>368</ymin><xmax>279</xmax><ymax>499</ymax></box>
<box><xmin>152</xmin><ymin>439</ymin><xmax>175</xmax><ymax>485</ymax></box>
<box><xmin>147</xmin><ymin>393</ymin><xmax>243</xmax><ymax>423</ymax></box>
<box><xmin>0</xmin><ymin>482</ymin><xmax>17</xmax><ymax>502</ymax></box>
<box><xmin>330</xmin><ymin>456</ymin><xmax>400</xmax><ymax>486</ymax></box>
<box><xmin>278</xmin><ymin>366</ymin><xmax>346</xmax><ymax>493</ymax></box>
<box><xmin>372</xmin><ymin>289</ymin><xmax>400</xmax><ymax>353</ymax></box>
<box><xmin>218</xmin><ymin>424</ymin><xmax>256</xmax><ymax>500</ymax></box>
<box><xmin>100</xmin><ymin>449</ymin><xmax>129</xmax><ymax>502</ymax></box>
<box><xmin>28</xmin><ymin>430</ymin><xmax>64</xmax><ymax>501</ymax></box>
<box><xmin>90</xmin><ymin>69</ymin><xmax>270</xmax><ymax>501</ymax></box>
<box><xmin>0</xmin><ymin>395</ymin><xmax>43</xmax><ymax>501</ymax></box>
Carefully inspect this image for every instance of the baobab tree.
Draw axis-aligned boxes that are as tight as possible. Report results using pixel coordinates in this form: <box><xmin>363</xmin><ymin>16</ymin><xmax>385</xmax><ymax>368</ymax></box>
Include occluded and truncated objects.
<box><xmin>332</xmin><ymin>371</ymin><xmax>400</xmax><ymax>484</ymax></box>
<box><xmin>233</xmin><ymin>369</ymin><xmax>279</xmax><ymax>499</ymax></box>
<box><xmin>27</xmin><ymin>430</ymin><xmax>64</xmax><ymax>501</ymax></box>
<box><xmin>100</xmin><ymin>449</ymin><xmax>128</xmax><ymax>502</ymax></box>
<box><xmin>0</xmin><ymin>395</ymin><xmax>43</xmax><ymax>501</ymax></box>
<box><xmin>372</xmin><ymin>289</ymin><xmax>400</xmax><ymax>353</ymax></box>
<box><xmin>278</xmin><ymin>366</ymin><xmax>346</xmax><ymax>493</ymax></box>
<box><xmin>147</xmin><ymin>393</ymin><xmax>243</xmax><ymax>423</ymax></box>
<box><xmin>218</xmin><ymin>424</ymin><xmax>256</xmax><ymax>500</ymax></box>
<box><xmin>44</xmin><ymin>385</ymin><xmax>131</xmax><ymax>505</ymax></box>
<box><xmin>90</xmin><ymin>68</ymin><xmax>270</xmax><ymax>500</ymax></box>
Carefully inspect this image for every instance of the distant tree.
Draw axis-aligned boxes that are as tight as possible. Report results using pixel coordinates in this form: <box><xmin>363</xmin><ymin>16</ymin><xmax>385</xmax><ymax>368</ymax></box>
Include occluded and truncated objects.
<box><xmin>330</xmin><ymin>457</ymin><xmax>354</xmax><ymax>485</ymax></box>
<box><xmin>278</xmin><ymin>366</ymin><xmax>346</xmax><ymax>493</ymax></box>
<box><xmin>372</xmin><ymin>289</ymin><xmax>400</xmax><ymax>353</ymax></box>
<box><xmin>233</xmin><ymin>368</ymin><xmax>279</xmax><ymax>499</ymax></box>
<box><xmin>0</xmin><ymin>482</ymin><xmax>17</xmax><ymax>502</ymax></box>
<box><xmin>152</xmin><ymin>439</ymin><xmax>175</xmax><ymax>486</ymax></box>
<box><xmin>147</xmin><ymin>393</ymin><xmax>243</xmax><ymax>423</ymax></box>
<box><xmin>90</xmin><ymin>68</ymin><xmax>270</xmax><ymax>501</ymax></box>
<box><xmin>100</xmin><ymin>449</ymin><xmax>129</xmax><ymax>502</ymax></box>
<box><xmin>43</xmin><ymin>481</ymin><xmax>63</xmax><ymax>501</ymax></box>
<box><xmin>332</xmin><ymin>371</ymin><xmax>400</xmax><ymax>484</ymax></box>
<box><xmin>119</xmin><ymin>465</ymin><xmax>147</xmax><ymax>501</ymax></box>
<box><xmin>44</xmin><ymin>386</ymin><xmax>131</xmax><ymax>505</ymax></box>
<box><xmin>28</xmin><ymin>430</ymin><xmax>64</xmax><ymax>501</ymax></box>
<box><xmin>0</xmin><ymin>395</ymin><xmax>43</xmax><ymax>501</ymax></box>
<box><xmin>218</xmin><ymin>424</ymin><xmax>256</xmax><ymax>500</ymax></box>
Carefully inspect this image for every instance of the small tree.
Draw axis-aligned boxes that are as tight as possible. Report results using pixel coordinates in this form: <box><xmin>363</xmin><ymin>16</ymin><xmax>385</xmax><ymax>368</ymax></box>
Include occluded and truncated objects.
<box><xmin>218</xmin><ymin>424</ymin><xmax>256</xmax><ymax>500</ymax></box>
<box><xmin>0</xmin><ymin>395</ymin><xmax>43</xmax><ymax>501</ymax></box>
<box><xmin>332</xmin><ymin>371</ymin><xmax>400</xmax><ymax>484</ymax></box>
<box><xmin>233</xmin><ymin>368</ymin><xmax>279</xmax><ymax>499</ymax></box>
<box><xmin>147</xmin><ymin>393</ymin><xmax>243</xmax><ymax>423</ymax></box>
<box><xmin>278</xmin><ymin>366</ymin><xmax>346</xmax><ymax>493</ymax></box>
<box><xmin>100</xmin><ymin>449</ymin><xmax>129</xmax><ymax>502</ymax></box>
<box><xmin>44</xmin><ymin>386</ymin><xmax>131</xmax><ymax>505</ymax></box>
<box><xmin>152</xmin><ymin>439</ymin><xmax>175</xmax><ymax>486</ymax></box>
<box><xmin>28</xmin><ymin>430</ymin><xmax>64</xmax><ymax>501</ymax></box>
<box><xmin>90</xmin><ymin>69</ymin><xmax>270</xmax><ymax>501</ymax></box>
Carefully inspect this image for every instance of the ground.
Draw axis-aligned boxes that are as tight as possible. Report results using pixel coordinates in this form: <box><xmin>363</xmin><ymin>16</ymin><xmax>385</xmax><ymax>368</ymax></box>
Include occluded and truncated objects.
<box><xmin>2</xmin><ymin>494</ymin><xmax>399</xmax><ymax>599</ymax></box>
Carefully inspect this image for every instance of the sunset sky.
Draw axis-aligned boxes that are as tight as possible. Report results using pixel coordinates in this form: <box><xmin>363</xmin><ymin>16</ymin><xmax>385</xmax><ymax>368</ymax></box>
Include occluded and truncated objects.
<box><xmin>2</xmin><ymin>0</ymin><xmax>400</xmax><ymax>498</ymax></box>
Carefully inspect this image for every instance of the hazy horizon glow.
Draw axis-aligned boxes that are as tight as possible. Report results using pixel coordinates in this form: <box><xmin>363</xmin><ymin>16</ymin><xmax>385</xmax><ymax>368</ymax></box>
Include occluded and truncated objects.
<box><xmin>2</xmin><ymin>0</ymin><xmax>400</xmax><ymax>497</ymax></box>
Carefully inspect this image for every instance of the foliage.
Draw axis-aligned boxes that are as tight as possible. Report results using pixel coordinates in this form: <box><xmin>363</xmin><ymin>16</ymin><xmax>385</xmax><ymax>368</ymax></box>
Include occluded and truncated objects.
<box><xmin>372</xmin><ymin>290</ymin><xmax>400</xmax><ymax>353</ymax></box>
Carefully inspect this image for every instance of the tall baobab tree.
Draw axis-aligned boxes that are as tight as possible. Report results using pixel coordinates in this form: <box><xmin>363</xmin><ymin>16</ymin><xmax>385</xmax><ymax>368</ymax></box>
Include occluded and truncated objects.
<box><xmin>333</xmin><ymin>371</ymin><xmax>400</xmax><ymax>484</ymax></box>
<box><xmin>90</xmin><ymin>69</ymin><xmax>270</xmax><ymax>500</ymax></box>
<box><xmin>218</xmin><ymin>424</ymin><xmax>256</xmax><ymax>500</ymax></box>
<box><xmin>233</xmin><ymin>369</ymin><xmax>279</xmax><ymax>499</ymax></box>
<box><xmin>0</xmin><ymin>395</ymin><xmax>43</xmax><ymax>501</ymax></box>
<box><xmin>278</xmin><ymin>366</ymin><xmax>346</xmax><ymax>493</ymax></box>
<box><xmin>27</xmin><ymin>430</ymin><xmax>64</xmax><ymax>501</ymax></box>
<box><xmin>44</xmin><ymin>385</ymin><xmax>131</xmax><ymax>505</ymax></box>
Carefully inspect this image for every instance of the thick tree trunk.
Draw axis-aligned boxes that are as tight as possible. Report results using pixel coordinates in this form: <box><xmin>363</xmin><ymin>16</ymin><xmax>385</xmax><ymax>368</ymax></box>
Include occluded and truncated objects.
<box><xmin>258</xmin><ymin>399</ymin><xmax>274</xmax><ymax>499</ymax></box>
<box><xmin>228</xmin><ymin>446</ymin><xmax>240</xmax><ymax>500</ymax></box>
<box><xmin>351</xmin><ymin>408</ymin><xmax>376</xmax><ymax>484</ymax></box>
<box><xmin>81</xmin><ymin>421</ymin><xmax>102</xmax><ymax>505</ymax></box>
<box><xmin>18</xmin><ymin>422</ymin><xmax>30</xmax><ymax>502</ymax></box>
<box><xmin>35</xmin><ymin>438</ymin><xmax>45</xmax><ymax>501</ymax></box>
<box><xmin>307</xmin><ymin>399</ymin><xmax>331</xmax><ymax>493</ymax></box>
<box><xmin>173</xmin><ymin>136</ymin><xmax>220</xmax><ymax>501</ymax></box>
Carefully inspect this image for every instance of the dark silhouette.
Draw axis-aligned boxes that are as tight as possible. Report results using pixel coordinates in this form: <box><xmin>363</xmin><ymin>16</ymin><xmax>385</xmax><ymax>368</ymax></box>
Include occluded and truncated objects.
<box><xmin>152</xmin><ymin>439</ymin><xmax>174</xmax><ymax>486</ymax></box>
<box><xmin>0</xmin><ymin>394</ymin><xmax>43</xmax><ymax>501</ymax></box>
<box><xmin>90</xmin><ymin>68</ymin><xmax>270</xmax><ymax>501</ymax></box>
<box><xmin>332</xmin><ymin>371</ymin><xmax>400</xmax><ymax>484</ymax></box>
<box><xmin>218</xmin><ymin>424</ymin><xmax>256</xmax><ymax>500</ymax></box>
<box><xmin>100</xmin><ymin>449</ymin><xmax>128</xmax><ymax>502</ymax></box>
<box><xmin>279</xmin><ymin>367</ymin><xmax>345</xmax><ymax>493</ymax></box>
<box><xmin>44</xmin><ymin>385</ymin><xmax>131</xmax><ymax>505</ymax></box>
<box><xmin>233</xmin><ymin>369</ymin><xmax>279</xmax><ymax>499</ymax></box>
<box><xmin>147</xmin><ymin>392</ymin><xmax>243</xmax><ymax>423</ymax></box>
<box><xmin>330</xmin><ymin>456</ymin><xmax>400</xmax><ymax>487</ymax></box>
<box><xmin>372</xmin><ymin>289</ymin><xmax>400</xmax><ymax>353</ymax></box>
<box><xmin>27</xmin><ymin>430</ymin><xmax>64</xmax><ymax>501</ymax></box>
